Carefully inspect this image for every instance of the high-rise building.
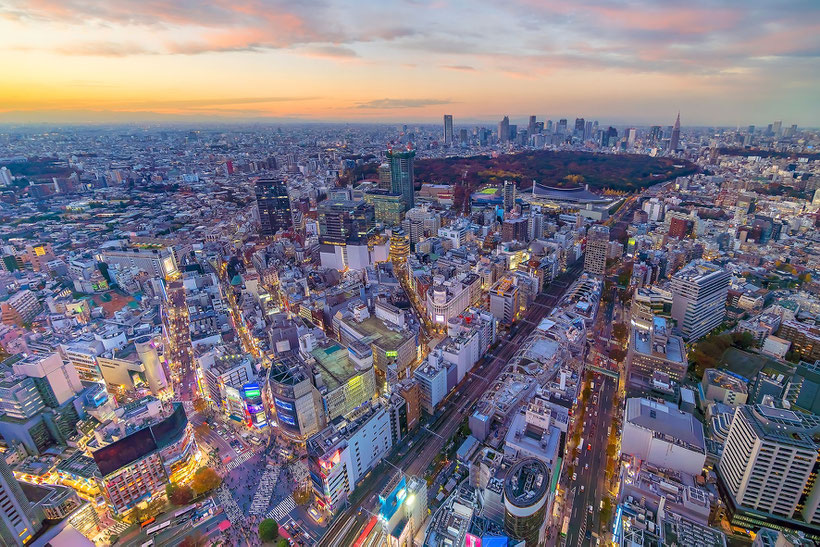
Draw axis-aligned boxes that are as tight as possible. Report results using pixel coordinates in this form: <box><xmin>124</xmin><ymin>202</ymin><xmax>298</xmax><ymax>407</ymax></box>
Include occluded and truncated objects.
<box><xmin>584</xmin><ymin>225</ymin><xmax>609</xmax><ymax>275</ymax></box>
<box><xmin>498</xmin><ymin>116</ymin><xmax>510</xmax><ymax>143</ymax></box>
<box><xmin>318</xmin><ymin>199</ymin><xmax>375</xmax><ymax>245</ymax></box>
<box><xmin>502</xmin><ymin>180</ymin><xmax>516</xmax><ymax>212</ymax></box>
<box><xmin>670</xmin><ymin>261</ymin><xmax>729</xmax><ymax>341</ymax></box>
<box><xmin>527</xmin><ymin>115</ymin><xmax>537</xmax><ymax>136</ymax></box>
<box><xmin>443</xmin><ymin>114</ymin><xmax>454</xmax><ymax>146</ymax></box>
<box><xmin>574</xmin><ymin>118</ymin><xmax>585</xmax><ymax>137</ymax></box>
<box><xmin>626</xmin><ymin>127</ymin><xmax>637</xmax><ymax>146</ymax></box>
<box><xmin>489</xmin><ymin>277</ymin><xmax>519</xmax><ymax>325</ymax></box>
<box><xmin>669</xmin><ymin>112</ymin><xmax>681</xmax><ymax>151</ymax></box>
<box><xmin>387</xmin><ymin>147</ymin><xmax>416</xmax><ymax>212</ymax></box>
<box><xmin>504</xmin><ymin>458</ymin><xmax>551</xmax><ymax>546</ymax></box>
<box><xmin>363</xmin><ymin>190</ymin><xmax>404</xmax><ymax>227</ymax></box>
<box><xmin>649</xmin><ymin>125</ymin><xmax>662</xmax><ymax>144</ymax></box>
<box><xmin>0</xmin><ymin>166</ymin><xmax>12</xmax><ymax>187</ymax></box>
<box><xmin>254</xmin><ymin>178</ymin><xmax>293</xmax><ymax>237</ymax></box>
<box><xmin>557</xmin><ymin>119</ymin><xmax>568</xmax><ymax>135</ymax></box>
<box><xmin>718</xmin><ymin>405</ymin><xmax>820</xmax><ymax>533</ymax></box>
<box><xmin>377</xmin><ymin>163</ymin><xmax>392</xmax><ymax>190</ymax></box>
<box><xmin>772</xmin><ymin>120</ymin><xmax>783</xmax><ymax>138</ymax></box>
<box><xmin>134</xmin><ymin>336</ymin><xmax>168</xmax><ymax>396</ymax></box>
<box><xmin>389</xmin><ymin>229</ymin><xmax>410</xmax><ymax>264</ymax></box>
<box><xmin>0</xmin><ymin>458</ymin><xmax>42</xmax><ymax>546</ymax></box>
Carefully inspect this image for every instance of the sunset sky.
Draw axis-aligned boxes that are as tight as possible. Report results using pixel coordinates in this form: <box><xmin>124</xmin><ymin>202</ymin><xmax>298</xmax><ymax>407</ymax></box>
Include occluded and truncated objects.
<box><xmin>1</xmin><ymin>0</ymin><xmax>818</xmax><ymax>125</ymax></box>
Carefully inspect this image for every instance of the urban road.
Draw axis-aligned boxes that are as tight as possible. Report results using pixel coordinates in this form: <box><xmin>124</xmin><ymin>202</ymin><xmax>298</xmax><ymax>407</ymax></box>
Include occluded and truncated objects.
<box><xmin>564</xmin><ymin>283</ymin><xmax>619</xmax><ymax>547</ymax></box>
<box><xmin>318</xmin><ymin>262</ymin><xmax>584</xmax><ymax>547</ymax></box>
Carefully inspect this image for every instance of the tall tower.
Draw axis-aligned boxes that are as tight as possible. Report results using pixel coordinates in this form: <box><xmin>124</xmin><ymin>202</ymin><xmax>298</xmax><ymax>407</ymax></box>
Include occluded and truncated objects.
<box><xmin>527</xmin><ymin>115</ymin><xmax>537</xmax><ymax>136</ymax></box>
<box><xmin>443</xmin><ymin>115</ymin><xmax>454</xmax><ymax>146</ymax></box>
<box><xmin>255</xmin><ymin>178</ymin><xmax>293</xmax><ymax>236</ymax></box>
<box><xmin>498</xmin><ymin>116</ymin><xmax>510</xmax><ymax>143</ymax></box>
<box><xmin>502</xmin><ymin>180</ymin><xmax>516</xmax><ymax>212</ymax></box>
<box><xmin>669</xmin><ymin>112</ymin><xmax>681</xmax><ymax>151</ymax></box>
<box><xmin>387</xmin><ymin>147</ymin><xmax>416</xmax><ymax>212</ymax></box>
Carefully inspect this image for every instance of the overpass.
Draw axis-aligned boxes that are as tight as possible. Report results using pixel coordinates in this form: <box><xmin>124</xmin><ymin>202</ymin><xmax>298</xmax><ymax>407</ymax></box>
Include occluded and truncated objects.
<box><xmin>585</xmin><ymin>363</ymin><xmax>620</xmax><ymax>379</ymax></box>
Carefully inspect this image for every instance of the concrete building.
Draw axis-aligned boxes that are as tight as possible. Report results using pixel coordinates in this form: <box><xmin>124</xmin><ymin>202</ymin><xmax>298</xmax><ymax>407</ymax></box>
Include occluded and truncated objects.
<box><xmin>134</xmin><ymin>336</ymin><xmax>168</xmax><ymax>396</ymax></box>
<box><xmin>425</xmin><ymin>273</ymin><xmax>481</xmax><ymax>328</ymax></box>
<box><xmin>254</xmin><ymin>178</ymin><xmax>293</xmax><ymax>236</ymax></box>
<box><xmin>99</xmin><ymin>245</ymin><xmax>178</xmax><ymax>279</ymax></box>
<box><xmin>266</xmin><ymin>355</ymin><xmax>325</xmax><ymax>441</ymax></box>
<box><xmin>622</xmin><ymin>398</ymin><xmax>706</xmax><ymax>476</ymax></box>
<box><xmin>489</xmin><ymin>276</ymin><xmax>519</xmax><ymax>326</ymax></box>
<box><xmin>91</xmin><ymin>404</ymin><xmax>197</xmax><ymax>514</ymax></box>
<box><xmin>504</xmin><ymin>458</ymin><xmax>552</xmax><ymax>546</ymax></box>
<box><xmin>307</xmin><ymin>401</ymin><xmax>393</xmax><ymax>515</ymax></box>
<box><xmin>584</xmin><ymin>225</ymin><xmax>609</xmax><ymax>275</ymax></box>
<box><xmin>0</xmin><ymin>458</ymin><xmax>42</xmax><ymax>546</ymax></box>
<box><xmin>671</xmin><ymin>261</ymin><xmax>730</xmax><ymax>341</ymax></box>
<box><xmin>627</xmin><ymin>317</ymin><xmax>687</xmax><ymax>384</ymax></box>
<box><xmin>700</xmin><ymin>369</ymin><xmax>748</xmax><ymax>407</ymax></box>
<box><xmin>718</xmin><ymin>405</ymin><xmax>820</xmax><ymax>535</ymax></box>
<box><xmin>309</xmin><ymin>340</ymin><xmax>377</xmax><ymax>421</ymax></box>
<box><xmin>413</xmin><ymin>355</ymin><xmax>448</xmax><ymax>415</ymax></box>
<box><xmin>1</xmin><ymin>290</ymin><xmax>41</xmax><ymax>327</ymax></box>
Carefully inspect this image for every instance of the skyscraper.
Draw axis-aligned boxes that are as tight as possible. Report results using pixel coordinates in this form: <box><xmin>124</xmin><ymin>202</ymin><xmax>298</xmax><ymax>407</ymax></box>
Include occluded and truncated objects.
<box><xmin>670</xmin><ymin>260</ymin><xmax>729</xmax><ymax>341</ymax></box>
<box><xmin>255</xmin><ymin>178</ymin><xmax>293</xmax><ymax>237</ymax></box>
<box><xmin>584</xmin><ymin>225</ymin><xmax>609</xmax><ymax>275</ymax></box>
<box><xmin>669</xmin><ymin>112</ymin><xmax>681</xmax><ymax>151</ymax></box>
<box><xmin>772</xmin><ymin>120</ymin><xmax>782</xmax><ymax>138</ymax></box>
<box><xmin>0</xmin><ymin>457</ymin><xmax>42</xmax><ymax>545</ymax></box>
<box><xmin>387</xmin><ymin>147</ymin><xmax>416</xmax><ymax>212</ymax></box>
<box><xmin>717</xmin><ymin>405</ymin><xmax>820</xmax><ymax>532</ymax></box>
<box><xmin>574</xmin><ymin>118</ymin><xmax>585</xmax><ymax>137</ymax></box>
<box><xmin>498</xmin><ymin>116</ymin><xmax>510</xmax><ymax>143</ymax></box>
<box><xmin>527</xmin><ymin>115</ymin><xmax>537</xmax><ymax>136</ymax></box>
<box><xmin>443</xmin><ymin>114</ymin><xmax>454</xmax><ymax>146</ymax></box>
<box><xmin>502</xmin><ymin>180</ymin><xmax>516</xmax><ymax>212</ymax></box>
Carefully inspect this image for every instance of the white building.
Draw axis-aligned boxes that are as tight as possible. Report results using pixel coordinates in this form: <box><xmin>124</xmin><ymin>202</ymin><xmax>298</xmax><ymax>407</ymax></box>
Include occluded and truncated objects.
<box><xmin>718</xmin><ymin>405</ymin><xmax>820</xmax><ymax>527</ymax></box>
<box><xmin>622</xmin><ymin>398</ymin><xmax>706</xmax><ymax>476</ymax></box>
<box><xmin>670</xmin><ymin>260</ymin><xmax>729</xmax><ymax>341</ymax></box>
<box><xmin>414</xmin><ymin>355</ymin><xmax>448</xmax><ymax>414</ymax></box>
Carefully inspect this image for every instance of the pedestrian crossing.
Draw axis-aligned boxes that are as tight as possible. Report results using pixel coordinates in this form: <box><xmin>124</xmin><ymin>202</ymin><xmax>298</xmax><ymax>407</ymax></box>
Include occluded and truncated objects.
<box><xmin>267</xmin><ymin>495</ymin><xmax>295</xmax><ymax>522</ymax></box>
<box><xmin>250</xmin><ymin>462</ymin><xmax>280</xmax><ymax>516</ymax></box>
<box><xmin>106</xmin><ymin>520</ymin><xmax>129</xmax><ymax>535</ymax></box>
<box><xmin>223</xmin><ymin>448</ymin><xmax>258</xmax><ymax>472</ymax></box>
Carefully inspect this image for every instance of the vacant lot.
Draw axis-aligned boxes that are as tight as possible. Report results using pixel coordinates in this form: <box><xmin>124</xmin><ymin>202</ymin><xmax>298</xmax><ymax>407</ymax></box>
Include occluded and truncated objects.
<box><xmin>719</xmin><ymin>347</ymin><xmax>779</xmax><ymax>379</ymax></box>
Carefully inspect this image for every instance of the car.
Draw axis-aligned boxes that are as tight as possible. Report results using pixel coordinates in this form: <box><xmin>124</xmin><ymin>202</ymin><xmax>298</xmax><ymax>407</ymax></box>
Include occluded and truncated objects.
<box><xmin>580</xmin><ymin>485</ymin><xmax>584</xmax><ymax>492</ymax></box>
<box><xmin>587</xmin><ymin>444</ymin><xmax>592</xmax><ymax>451</ymax></box>
<box><xmin>588</xmin><ymin>505</ymin><xmax>593</xmax><ymax>513</ymax></box>
<box><xmin>584</xmin><ymin>463</ymin><xmax>588</xmax><ymax>470</ymax></box>
<box><xmin>572</xmin><ymin>473</ymin><xmax>577</xmax><ymax>481</ymax></box>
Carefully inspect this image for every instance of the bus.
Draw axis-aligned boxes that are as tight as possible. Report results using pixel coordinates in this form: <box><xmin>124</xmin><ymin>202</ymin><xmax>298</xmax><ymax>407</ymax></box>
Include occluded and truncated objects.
<box><xmin>577</xmin><ymin>438</ymin><xmax>584</xmax><ymax>453</ymax></box>
<box><xmin>561</xmin><ymin>516</ymin><xmax>569</xmax><ymax>537</ymax></box>
<box><xmin>140</xmin><ymin>517</ymin><xmax>156</xmax><ymax>529</ymax></box>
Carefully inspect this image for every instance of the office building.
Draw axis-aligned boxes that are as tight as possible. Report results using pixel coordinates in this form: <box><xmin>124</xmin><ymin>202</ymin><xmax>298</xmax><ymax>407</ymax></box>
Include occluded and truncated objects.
<box><xmin>701</xmin><ymin>369</ymin><xmax>748</xmax><ymax>407</ymax></box>
<box><xmin>389</xmin><ymin>229</ymin><xmax>410</xmax><ymax>264</ymax></box>
<box><xmin>627</xmin><ymin>317</ymin><xmax>687</xmax><ymax>383</ymax></box>
<box><xmin>498</xmin><ymin>116</ymin><xmax>510</xmax><ymax>143</ymax></box>
<box><xmin>318</xmin><ymin>199</ymin><xmax>375</xmax><ymax>245</ymax></box>
<box><xmin>197</xmin><ymin>348</ymin><xmax>255</xmax><ymax>420</ymax></box>
<box><xmin>489</xmin><ymin>276</ymin><xmax>519</xmax><ymax>326</ymax></box>
<box><xmin>100</xmin><ymin>245</ymin><xmax>178</xmax><ymax>279</ymax></box>
<box><xmin>1</xmin><ymin>290</ymin><xmax>41</xmax><ymax>327</ymax></box>
<box><xmin>670</xmin><ymin>261</ymin><xmax>729</xmax><ymax>341</ymax></box>
<box><xmin>364</xmin><ymin>189</ymin><xmax>404</xmax><ymax>227</ymax></box>
<box><xmin>622</xmin><ymin>398</ymin><xmax>706</xmax><ymax>476</ymax></box>
<box><xmin>387</xmin><ymin>147</ymin><xmax>415</xmax><ymax>212</ymax></box>
<box><xmin>307</xmin><ymin>401</ymin><xmax>393</xmax><ymax>515</ymax></box>
<box><xmin>255</xmin><ymin>177</ymin><xmax>293</xmax><ymax>236</ymax></box>
<box><xmin>413</xmin><ymin>356</ymin><xmax>448</xmax><ymax>414</ymax></box>
<box><xmin>0</xmin><ymin>458</ymin><xmax>42</xmax><ymax>546</ymax></box>
<box><xmin>502</xmin><ymin>218</ymin><xmax>529</xmax><ymax>242</ymax></box>
<box><xmin>377</xmin><ymin>162</ymin><xmax>392</xmax><ymax>190</ymax></box>
<box><xmin>309</xmin><ymin>340</ymin><xmax>377</xmax><ymax>421</ymax></box>
<box><xmin>425</xmin><ymin>273</ymin><xmax>481</xmax><ymax>328</ymax></box>
<box><xmin>443</xmin><ymin>114</ymin><xmax>454</xmax><ymax>146</ymax></box>
<box><xmin>584</xmin><ymin>225</ymin><xmax>609</xmax><ymax>275</ymax></box>
<box><xmin>91</xmin><ymin>404</ymin><xmax>198</xmax><ymax>514</ymax></box>
<box><xmin>718</xmin><ymin>405</ymin><xmax>820</xmax><ymax>534</ymax></box>
<box><xmin>503</xmin><ymin>180</ymin><xmax>516</xmax><ymax>212</ymax></box>
<box><xmin>670</xmin><ymin>112</ymin><xmax>681</xmax><ymax>151</ymax></box>
<box><xmin>504</xmin><ymin>458</ymin><xmax>551</xmax><ymax>546</ymax></box>
<box><xmin>266</xmin><ymin>355</ymin><xmax>325</xmax><ymax>441</ymax></box>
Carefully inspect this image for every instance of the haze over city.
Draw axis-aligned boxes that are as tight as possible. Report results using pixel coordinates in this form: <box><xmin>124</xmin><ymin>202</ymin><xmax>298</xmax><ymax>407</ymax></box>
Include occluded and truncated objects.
<box><xmin>1</xmin><ymin>0</ymin><xmax>819</xmax><ymax>125</ymax></box>
<box><xmin>0</xmin><ymin>2</ymin><xmax>819</xmax><ymax>547</ymax></box>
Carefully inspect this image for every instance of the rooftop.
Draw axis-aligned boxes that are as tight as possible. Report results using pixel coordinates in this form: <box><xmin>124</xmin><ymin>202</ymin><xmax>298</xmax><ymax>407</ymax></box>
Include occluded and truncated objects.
<box><xmin>625</xmin><ymin>398</ymin><xmax>705</xmax><ymax>453</ymax></box>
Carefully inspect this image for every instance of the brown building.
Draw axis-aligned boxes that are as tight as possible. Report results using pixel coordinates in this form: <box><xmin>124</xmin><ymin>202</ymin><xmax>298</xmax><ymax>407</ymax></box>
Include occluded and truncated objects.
<box><xmin>668</xmin><ymin>216</ymin><xmax>693</xmax><ymax>239</ymax></box>
<box><xmin>398</xmin><ymin>379</ymin><xmax>420</xmax><ymax>431</ymax></box>
<box><xmin>502</xmin><ymin>218</ymin><xmax>529</xmax><ymax>243</ymax></box>
<box><xmin>777</xmin><ymin>320</ymin><xmax>820</xmax><ymax>362</ymax></box>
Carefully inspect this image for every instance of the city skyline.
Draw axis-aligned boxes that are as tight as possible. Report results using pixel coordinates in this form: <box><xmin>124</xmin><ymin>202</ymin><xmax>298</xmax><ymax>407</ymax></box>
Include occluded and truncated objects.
<box><xmin>1</xmin><ymin>0</ymin><xmax>819</xmax><ymax>125</ymax></box>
